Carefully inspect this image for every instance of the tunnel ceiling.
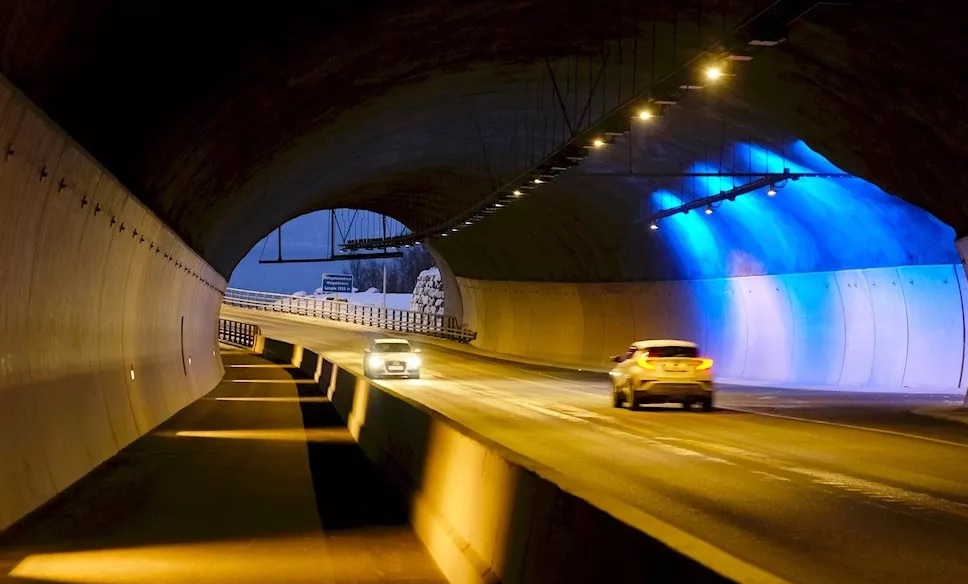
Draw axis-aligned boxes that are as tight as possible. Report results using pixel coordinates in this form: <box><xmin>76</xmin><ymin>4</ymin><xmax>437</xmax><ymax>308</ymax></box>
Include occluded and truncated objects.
<box><xmin>1</xmin><ymin>0</ymin><xmax>965</xmax><ymax>282</ymax></box>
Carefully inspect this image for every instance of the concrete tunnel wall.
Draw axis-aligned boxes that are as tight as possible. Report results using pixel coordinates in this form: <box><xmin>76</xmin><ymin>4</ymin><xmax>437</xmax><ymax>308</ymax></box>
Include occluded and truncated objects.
<box><xmin>0</xmin><ymin>78</ymin><xmax>226</xmax><ymax>530</ymax></box>
<box><xmin>459</xmin><ymin>263</ymin><xmax>968</xmax><ymax>393</ymax></box>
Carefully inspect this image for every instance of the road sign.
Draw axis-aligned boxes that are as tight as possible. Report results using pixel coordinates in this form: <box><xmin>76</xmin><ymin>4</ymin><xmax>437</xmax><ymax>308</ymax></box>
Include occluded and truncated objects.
<box><xmin>321</xmin><ymin>273</ymin><xmax>354</xmax><ymax>294</ymax></box>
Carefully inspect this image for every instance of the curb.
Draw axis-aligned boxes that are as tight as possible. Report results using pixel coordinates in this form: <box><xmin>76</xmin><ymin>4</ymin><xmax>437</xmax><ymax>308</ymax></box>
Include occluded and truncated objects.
<box><xmin>911</xmin><ymin>407</ymin><xmax>968</xmax><ymax>426</ymax></box>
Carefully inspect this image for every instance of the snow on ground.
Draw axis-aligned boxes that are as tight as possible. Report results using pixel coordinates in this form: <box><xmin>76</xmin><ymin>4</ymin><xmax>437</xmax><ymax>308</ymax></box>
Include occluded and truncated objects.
<box><xmin>297</xmin><ymin>288</ymin><xmax>414</xmax><ymax>310</ymax></box>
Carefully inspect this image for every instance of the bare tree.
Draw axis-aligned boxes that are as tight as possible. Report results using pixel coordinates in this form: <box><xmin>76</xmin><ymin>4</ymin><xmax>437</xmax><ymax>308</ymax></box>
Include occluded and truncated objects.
<box><xmin>343</xmin><ymin>259</ymin><xmax>366</xmax><ymax>291</ymax></box>
<box><xmin>340</xmin><ymin>247</ymin><xmax>435</xmax><ymax>293</ymax></box>
<box><xmin>394</xmin><ymin>246</ymin><xmax>434</xmax><ymax>292</ymax></box>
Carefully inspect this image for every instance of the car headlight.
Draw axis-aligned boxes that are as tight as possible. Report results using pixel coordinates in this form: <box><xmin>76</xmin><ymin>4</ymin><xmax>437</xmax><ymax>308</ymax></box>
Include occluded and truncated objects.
<box><xmin>367</xmin><ymin>355</ymin><xmax>384</xmax><ymax>368</ymax></box>
<box><xmin>406</xmin><ymin>355</ymin><xmax>422</xmax><ymax>369</ymax></box>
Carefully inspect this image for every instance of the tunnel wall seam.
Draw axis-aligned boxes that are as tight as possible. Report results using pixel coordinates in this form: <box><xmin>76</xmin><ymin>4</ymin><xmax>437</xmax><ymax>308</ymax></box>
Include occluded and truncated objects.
<box><xmin>458</xmin><ymin>265</ymin><xmax>968</xmax><ymax>392</ymax></box>
<box><xmin>0</xmin><ymin>76</ymin><xmax>226</xmax><ymax>531</ymax></box>
<box><xmin>254</xmin><ymin>336</ymin><xmax>785</xmax><ymax>584</ymax></box>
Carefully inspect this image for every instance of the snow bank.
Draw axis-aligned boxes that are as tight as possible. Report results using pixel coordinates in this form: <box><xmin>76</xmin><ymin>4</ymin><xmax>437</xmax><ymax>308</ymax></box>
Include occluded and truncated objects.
<box><xmin>409</xmin><ymin>268</ymin><xmax>444</xmax><ymax>315</ymax></box>
<box><xmin>292</xmin><ymin>289</ymin><xmax>413</xmax><ymax>310</ymax></box>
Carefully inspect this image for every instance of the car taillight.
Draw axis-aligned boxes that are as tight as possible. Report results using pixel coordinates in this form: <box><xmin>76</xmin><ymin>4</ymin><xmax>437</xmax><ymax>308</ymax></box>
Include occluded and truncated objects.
<box><xmin>636</xmin><ymin>353</ymin><xmax>656</xmax><ymax>369</ymax></box>
<box><xmin>695</xmin><ymin>358</ymin><xmax>714</xmax><ymax>371</ymax></box>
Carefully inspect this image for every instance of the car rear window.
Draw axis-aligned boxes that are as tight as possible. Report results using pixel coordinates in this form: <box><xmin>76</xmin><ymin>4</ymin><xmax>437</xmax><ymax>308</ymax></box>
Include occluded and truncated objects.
<box><xmin>645</xmin><ymin>346</ymin><xmax>698</xmax><ymax>358</ymax></box>
<box><xmin>373</xmin><ymin>342</ymin><xmax>411</xmax><ymax>353</ymax></box>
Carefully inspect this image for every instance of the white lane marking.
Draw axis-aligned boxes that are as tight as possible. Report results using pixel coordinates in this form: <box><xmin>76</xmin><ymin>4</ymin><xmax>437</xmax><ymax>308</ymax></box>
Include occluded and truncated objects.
<box><xmin>229</xmin><ymin>379</ymin><xmax>319</xmax><ymax>384</ymax></box>
<box><xmin>750</xmin><ymin>470</ymin><xmax>792</xmax><ymax>482</ymax></box>
<box><xmin>728</xmin><ymin>406</ymin><xmax>968</xmax><ymax>450</ymax></box>
<box><xmin>663</xmin><ymin>437</ymin><xmax>968</xmax><ymax>519</ymax></box>
<box><xmin>229</xmin><ymin>364</ymin><xmax>297</xmax><ymax>368</ymax></box>
<box><xmin>534</xmin><ymin>370</ymin><xmax>588</xmax><ymax>386</ymax></box>
<box><xmin>408</xmin><ymin>376</ymin><xmax>746</xmax><ymax>467</ymax></box>
<box><xmin>590</xmin><ymin>426</ymin><xmax>739</xmax><ymax>466</ymax></box>
<box><xmin>787</xmin><ymin>467</ymin><xmax>968</xmax><ymax>520</ymax></box>
<box><xmin>207</xmin><ymin>396</ymin><xmax>329</xmax><ymax>403</ymax></box>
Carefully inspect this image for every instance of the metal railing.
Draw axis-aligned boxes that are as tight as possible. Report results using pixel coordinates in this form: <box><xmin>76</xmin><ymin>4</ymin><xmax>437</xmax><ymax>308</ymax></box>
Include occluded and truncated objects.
<box><xmin>222</xmin><ymin>288</ymin><xmax>477</xmax><ymax>343</ymax></box>
<box><xmin>218</xmin><ymin>318</ymin><xmax>261</xmax><ymax>348</ymax></box>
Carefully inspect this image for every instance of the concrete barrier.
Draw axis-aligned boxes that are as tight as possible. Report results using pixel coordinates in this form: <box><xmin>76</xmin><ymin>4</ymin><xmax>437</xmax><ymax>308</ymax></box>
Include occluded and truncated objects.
<box><xmin>458</xmin><ymin>265</ymin><xmax>968</xmax><ymax>393</ymax></box>
<box><xmin>0</xmin><ymin>76</ymin><xmax>225</xmax><ymax>530</ymax></box>
<box><xmin>251</xmin><ymin>333</ymin><xmax>783</xmax><ymax>584</ymax></box>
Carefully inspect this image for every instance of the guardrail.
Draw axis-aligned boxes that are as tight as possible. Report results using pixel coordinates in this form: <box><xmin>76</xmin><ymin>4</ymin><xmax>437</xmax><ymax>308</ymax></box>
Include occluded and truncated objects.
<box><xmin>222</xmin><ymin>288</ymin><xmax>477</xmax><ymax>343</ymax></box>
<box><xmin>218</xmin><ymin>318</ymin><xmax>261</xmax><ymax>348</ymax></box>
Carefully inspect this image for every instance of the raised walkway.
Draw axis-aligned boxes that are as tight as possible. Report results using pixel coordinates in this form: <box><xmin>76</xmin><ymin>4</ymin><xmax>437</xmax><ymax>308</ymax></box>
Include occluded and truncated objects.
<box><xmin>0</xmin><ymin>346</ymin><xmax>444</xmax><ymax>583</ymax></box>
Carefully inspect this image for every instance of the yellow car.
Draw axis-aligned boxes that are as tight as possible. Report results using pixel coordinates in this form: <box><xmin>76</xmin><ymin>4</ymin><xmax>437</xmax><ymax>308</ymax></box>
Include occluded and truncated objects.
<box><xmin>608</xmin><ymin>339</ymin><xmax>714</xmax><ymax>411</ymax></box>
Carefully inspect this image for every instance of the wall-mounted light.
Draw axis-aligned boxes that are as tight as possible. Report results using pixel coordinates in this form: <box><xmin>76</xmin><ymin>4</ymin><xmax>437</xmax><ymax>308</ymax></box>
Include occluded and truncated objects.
<box><xmin>637</xmin><ymin>110</ymin><xmax>654</xmax><ymax>121</ymax></box>
<box><xmin>188</xmin><ymin>356</ymin><xmax>192</xmax><ymax>366</ymax></box>
<box><xmin>705</xmin><ymin>204</ymin><xmax>714</xmax><ymax>215</ymax></box>
<box><xmin>129</xmin><ymin>365</ymin><xmax>135</xmax><ymax>381</ymax></box>
<box><xmin>512</xmin><ymin>189</ymin><xmax>523</xmax><ymax>197</ymax></box>
<box><xmin>592</xmin><ymin>138</ymin><xmax>605</xmax><ymax>148</ymax></box>
<box><xmin>705</xmin><ymin>66</ymin><xmax>724</xmax><ymax>81</ymax></box>
<box><xmin>767</xmin><ymin>184</ymin><xmax>777</xmax><ymax>196</ymax></box>
<box><xmin>649</xmin><ymin>221</ymin><xmax>659</xmax><ymax>231</ymax></box>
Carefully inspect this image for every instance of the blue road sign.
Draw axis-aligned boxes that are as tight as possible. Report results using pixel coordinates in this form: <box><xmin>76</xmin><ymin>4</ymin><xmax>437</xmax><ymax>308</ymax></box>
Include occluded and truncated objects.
<box><xmin>321</xmin><ymin>273</ymin><xmax>354</xmax><ymax>294</ymax></box>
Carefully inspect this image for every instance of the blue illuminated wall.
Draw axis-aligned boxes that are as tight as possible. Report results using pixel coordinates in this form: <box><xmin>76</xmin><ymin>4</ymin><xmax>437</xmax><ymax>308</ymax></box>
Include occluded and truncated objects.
<box><xmin>461</xmin><ymin>264</ymin><xmax>968</xmax><ymax>393</ymax></box>
<box><xmin>645</xmin><ymin>140</ymin><xmax>958</xmax><ymax>280</ymax></box>
<box><xmin>460</xmin><ymin>140</ymin><xmax>967</xmax><ymax>393</ymax></box>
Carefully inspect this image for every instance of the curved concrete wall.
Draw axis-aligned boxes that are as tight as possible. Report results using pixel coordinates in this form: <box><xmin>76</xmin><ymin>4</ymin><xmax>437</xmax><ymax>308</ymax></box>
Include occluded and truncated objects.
<box><xmin>459</xmin><ymin>264</ymin><xmax>968</xmax><ymax>392</ymax></box>
<box><xmin>0</xmin><ymin>78</ymin><xmax>225</xmax><ymax>529</ymax></box>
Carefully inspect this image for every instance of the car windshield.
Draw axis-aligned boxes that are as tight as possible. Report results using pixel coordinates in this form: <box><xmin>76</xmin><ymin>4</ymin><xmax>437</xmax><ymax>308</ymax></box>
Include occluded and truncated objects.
<box><xmin>372</xmin><ymin>342</ymin><xmax>412</xmax><ymax>353</ymax></box>
<box><xmin>644</xmin><ymin>346</ymin><xmax>698</xmax><ymax>358</ymax></box>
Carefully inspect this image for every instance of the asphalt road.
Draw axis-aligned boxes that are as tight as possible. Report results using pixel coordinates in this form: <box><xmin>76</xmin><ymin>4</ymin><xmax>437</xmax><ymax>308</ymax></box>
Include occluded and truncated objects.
<box><xmin>228</xmin><ymin>308</ymin><xmax>968</xmax><ymax>584</ymax></box>
<box><xmin>0</xmin><ymin>346</ymin><xmax>444</xmax><ymax>584</ymax></box>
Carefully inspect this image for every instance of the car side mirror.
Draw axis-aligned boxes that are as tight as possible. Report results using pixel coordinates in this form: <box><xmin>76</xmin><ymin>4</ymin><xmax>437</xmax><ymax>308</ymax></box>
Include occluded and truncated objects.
<box><xmin>610</xmin><ymin>355</ymin><xmax>624</xmax><ymax>363</ymax></box>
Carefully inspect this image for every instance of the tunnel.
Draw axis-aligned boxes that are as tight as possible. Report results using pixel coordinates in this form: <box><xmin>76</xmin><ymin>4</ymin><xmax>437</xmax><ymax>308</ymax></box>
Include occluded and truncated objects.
<box><xmin>1</xmin><ymin>0</ymin><xmax>967</xmax><ymax>553</ymax></box>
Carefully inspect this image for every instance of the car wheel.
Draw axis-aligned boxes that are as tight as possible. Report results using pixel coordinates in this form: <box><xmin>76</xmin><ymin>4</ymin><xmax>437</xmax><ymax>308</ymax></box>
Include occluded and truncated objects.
<box><xmin>611</xmin><ymin>382</ymin><xmax>624</xmax><ymax>407</ymax></box>
<box><xmin>625</xmin><ymin>384</ymin><xmax>638</xmax><ymax>411</ymax></box>
<box><xmin>700</xmin><ymin>396</ymin><xmax>714</xmax><ymax>412</ymax></box>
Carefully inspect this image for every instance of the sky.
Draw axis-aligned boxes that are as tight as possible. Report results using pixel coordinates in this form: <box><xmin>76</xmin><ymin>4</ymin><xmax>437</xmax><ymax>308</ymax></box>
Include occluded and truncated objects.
<box><xmin>229</xmin><ymin>210</ymin><xmax>409</xmax><ymax>294</ymax></box>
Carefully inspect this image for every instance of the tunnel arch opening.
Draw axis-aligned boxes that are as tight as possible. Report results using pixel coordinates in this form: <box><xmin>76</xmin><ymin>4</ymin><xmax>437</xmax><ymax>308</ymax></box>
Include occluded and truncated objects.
<box><xmin>227</xmin><ymin>208</ymin><xmax>461</xmax><ymax>323</ymax></box>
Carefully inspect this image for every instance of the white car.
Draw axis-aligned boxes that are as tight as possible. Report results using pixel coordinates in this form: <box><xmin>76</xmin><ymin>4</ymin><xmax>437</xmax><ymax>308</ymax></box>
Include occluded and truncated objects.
<box><xmin>608</xmin><ymin>339</ymin><xmax>714</xmax><ymax>411</ymax></box>
<box><xmin>364</xmin><ymin>338</ymin><xmax>422</xmax><ymax>379</ymax></box>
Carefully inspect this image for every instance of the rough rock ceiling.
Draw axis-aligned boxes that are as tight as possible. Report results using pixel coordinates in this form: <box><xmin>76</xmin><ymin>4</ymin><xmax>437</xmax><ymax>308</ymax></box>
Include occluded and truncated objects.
<box><xmin>1</xmin><ymin>0</ymin><xmax>964</xmax><ymax>281</ymax></box>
